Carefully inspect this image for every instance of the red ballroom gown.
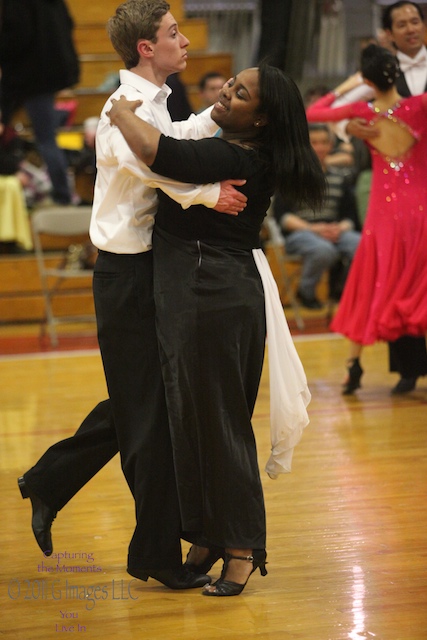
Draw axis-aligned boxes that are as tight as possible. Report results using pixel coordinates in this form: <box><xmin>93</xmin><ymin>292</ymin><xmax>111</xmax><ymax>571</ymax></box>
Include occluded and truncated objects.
<box><xmin>306</xmin><ymin>92</ymin><xmax>427</xmax><ymax>344</ymax></box>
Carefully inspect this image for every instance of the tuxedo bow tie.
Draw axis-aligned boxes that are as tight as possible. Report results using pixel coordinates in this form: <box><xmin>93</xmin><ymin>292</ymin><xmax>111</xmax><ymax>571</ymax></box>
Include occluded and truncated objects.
<box><xmin>399</xmin><ymin>57</ymin><xmax>427</xmax><ymax>73</ymax></box>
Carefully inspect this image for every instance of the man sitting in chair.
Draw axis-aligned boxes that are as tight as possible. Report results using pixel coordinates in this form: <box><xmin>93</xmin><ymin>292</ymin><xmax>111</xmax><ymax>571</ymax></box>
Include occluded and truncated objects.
<box><xmin>273</xmin><ymin>123</ymin><xmax>361</xmax><ymax>309</ymax></box>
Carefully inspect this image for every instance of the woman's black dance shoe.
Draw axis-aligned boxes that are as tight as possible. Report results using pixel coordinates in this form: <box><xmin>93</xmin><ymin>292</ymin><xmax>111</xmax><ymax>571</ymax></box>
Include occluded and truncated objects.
<box><xmin>184</xmin><ymin>544</ymin><xmax>224</xmax><ymax>575</ymax></box>
<box><xmin>202</xmin><ymin>550</ymin><xmax>267</xmax><ymax>597</ymax></box>
<box><xmin>342</xmin><ymin>358</ymin><xmax>363</xmax><ymax>395</ymax></box>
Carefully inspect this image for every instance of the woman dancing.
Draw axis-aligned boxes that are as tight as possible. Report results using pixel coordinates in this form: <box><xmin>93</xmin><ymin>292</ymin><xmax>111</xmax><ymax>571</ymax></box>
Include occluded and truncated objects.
<box><xmin>108</xmin><ymin>62</ymin><xmax>325</xmax><ymax>595</ymax></box>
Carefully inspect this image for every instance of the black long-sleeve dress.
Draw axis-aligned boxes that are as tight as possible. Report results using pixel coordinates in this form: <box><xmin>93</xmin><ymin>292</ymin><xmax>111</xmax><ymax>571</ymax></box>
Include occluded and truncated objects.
<box><xmin>151</xmin><ymin>134</ymin><xmax>274</xmax><ymax>549</ymax></box>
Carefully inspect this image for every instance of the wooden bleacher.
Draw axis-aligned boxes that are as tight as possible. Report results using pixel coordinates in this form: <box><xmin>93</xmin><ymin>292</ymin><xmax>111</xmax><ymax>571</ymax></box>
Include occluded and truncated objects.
<box><xmin>0</xmin><ymin>254</ymin><xmax>94</xmax><ymax>324</ymax></box>
<box><xmin>2</xmin><ymin>0</ymin><xmax>234</xmax><ymax>324</ymax></box>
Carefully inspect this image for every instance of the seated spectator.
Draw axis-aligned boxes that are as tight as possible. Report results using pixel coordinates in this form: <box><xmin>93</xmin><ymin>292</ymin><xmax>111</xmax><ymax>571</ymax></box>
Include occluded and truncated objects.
<box><xmin>197</xmin><ymin>71</ymin><xmax>226</xmax><ymax>112</ymax></box>
<box><xmin>0</xmin><ymin>117</ymin><xmax>26</xmax><ymax>178</ymax></box>
<box><xmin>304</xmin><ymin>85</ymin><xmax>356</xmax><ymax>172</ymax></box>
<box><xmin>303</xmin><ymin>84</ymin><xmax>330</xmax><ymax>108</ymax></box>
<box><xmin>273</xmin><ymin>123</ymin><xmax>361</xmax><ymax>309</ymax></box>
<box><xmin>0</xmin><ymin>106</ymin><xmax>52</xmax><ymax>209</ymax></box>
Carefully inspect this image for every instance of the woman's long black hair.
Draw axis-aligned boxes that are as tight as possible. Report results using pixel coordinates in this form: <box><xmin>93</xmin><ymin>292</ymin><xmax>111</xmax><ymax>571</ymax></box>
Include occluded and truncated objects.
<box><xmin>256</xmin><ymin>61</ymin><xmax>326</xmax><ymax>211</ymax></box>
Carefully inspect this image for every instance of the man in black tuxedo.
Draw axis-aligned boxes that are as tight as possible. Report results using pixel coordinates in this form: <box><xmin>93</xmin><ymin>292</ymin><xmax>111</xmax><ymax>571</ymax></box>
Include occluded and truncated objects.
<box><xmin>337</xmin><ymin>1</ymin><xmax>427</xmax><ymax>395</ymax></box>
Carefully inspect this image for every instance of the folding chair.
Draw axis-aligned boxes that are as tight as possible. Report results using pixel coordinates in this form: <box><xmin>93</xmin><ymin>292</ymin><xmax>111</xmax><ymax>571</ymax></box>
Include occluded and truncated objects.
<box><xmin>31</xmin><ymin>205</ymin><xmax>96</xmax><ymax>346</ymax></box>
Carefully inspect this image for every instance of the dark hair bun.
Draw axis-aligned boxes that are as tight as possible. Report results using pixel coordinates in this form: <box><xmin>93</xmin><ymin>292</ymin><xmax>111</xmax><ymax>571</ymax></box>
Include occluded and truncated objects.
<box><xmin>361</xmin><ymin>44</ymin><xmax>399</xmax><ymax>91</ymax></box>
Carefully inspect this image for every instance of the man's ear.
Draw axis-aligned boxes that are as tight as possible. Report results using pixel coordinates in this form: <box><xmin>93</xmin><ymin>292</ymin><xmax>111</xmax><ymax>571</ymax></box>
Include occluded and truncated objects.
<box><xmin>137</xmin><ymin>39</ymin><xmax>154</xmax><ymax>59</ymax></box>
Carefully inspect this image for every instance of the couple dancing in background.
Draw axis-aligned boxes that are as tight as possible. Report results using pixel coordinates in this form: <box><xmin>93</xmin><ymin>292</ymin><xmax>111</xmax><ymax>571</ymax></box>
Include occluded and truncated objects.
<box><xmin>307</xmin><ymin>39</ymin><xmax>427</xmax><ymax>395</ymax></box>
<box><xmin>18</xmin><ymin>0</ymin><xmax>325</xmax><ymax>598</ymax></box>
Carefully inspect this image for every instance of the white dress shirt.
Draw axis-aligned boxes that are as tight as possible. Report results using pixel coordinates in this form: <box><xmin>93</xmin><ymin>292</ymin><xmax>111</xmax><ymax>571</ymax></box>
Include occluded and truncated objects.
<box><xmin>397</xmin><ymin>48</ymin><xmax>427</xmax><ymax>96</ymax></box>
<box><xmin>90</xmin><ymin>70</ymin><xmax>220</xmax><ymax>254</ymax></box>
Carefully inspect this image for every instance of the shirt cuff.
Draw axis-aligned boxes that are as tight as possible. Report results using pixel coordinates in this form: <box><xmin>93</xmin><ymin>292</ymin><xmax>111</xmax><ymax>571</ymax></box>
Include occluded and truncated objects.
<box><xmin>181</xmin><ymin>181</ymin><xmax>221</xmax><ymax>210</ymax></box>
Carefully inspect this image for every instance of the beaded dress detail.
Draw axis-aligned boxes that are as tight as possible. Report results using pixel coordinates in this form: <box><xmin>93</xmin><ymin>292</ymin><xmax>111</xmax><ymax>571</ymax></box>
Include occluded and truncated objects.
<box><xmin>307</xmin><ymin>93</ymin><xmax>427</xmax><ymax>344</ymax></box>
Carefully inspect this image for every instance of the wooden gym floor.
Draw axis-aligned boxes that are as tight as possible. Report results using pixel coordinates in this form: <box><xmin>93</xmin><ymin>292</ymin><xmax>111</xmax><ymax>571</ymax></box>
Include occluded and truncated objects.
<box><xmin>0</xmin><ymin>320</ymin><xmax>426</xmax><ymax>639</ymax></box>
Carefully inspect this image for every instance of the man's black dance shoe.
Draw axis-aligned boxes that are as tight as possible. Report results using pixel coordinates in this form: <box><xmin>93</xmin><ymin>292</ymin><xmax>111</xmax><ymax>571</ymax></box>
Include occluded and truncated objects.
<box><xmin>18</xmin><ymin>476</ymin><xmax>57</xmax><ymax>556</ymax></box>
<box><xmin>391</xmin><ymin>376</ymin><xmax>417</xmax><ymax>395</ymax></box>
<box><xmin>127</xmin><ymin>565</ymin><xmax>212</xmax><ymax>589</ymax></box>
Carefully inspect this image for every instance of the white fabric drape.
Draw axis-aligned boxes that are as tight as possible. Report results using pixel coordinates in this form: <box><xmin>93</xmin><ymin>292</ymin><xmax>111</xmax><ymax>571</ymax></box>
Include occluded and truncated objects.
<box><xmin>252</xmin><ymin>249</ymin><xmax>311</xmax><ymax>479</ymax></box>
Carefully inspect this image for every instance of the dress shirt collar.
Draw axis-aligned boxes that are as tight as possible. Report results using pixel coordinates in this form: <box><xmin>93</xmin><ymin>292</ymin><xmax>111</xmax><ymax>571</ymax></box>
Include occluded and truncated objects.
<box><xmin>397</xmin><ymin>47</ymin><xmax>427</xmax><ymax>73</ymax></box>
<box><xmin>118</xmin><ymin>69</ymin><xmax>171</xmax><ymax>103</ymax></box>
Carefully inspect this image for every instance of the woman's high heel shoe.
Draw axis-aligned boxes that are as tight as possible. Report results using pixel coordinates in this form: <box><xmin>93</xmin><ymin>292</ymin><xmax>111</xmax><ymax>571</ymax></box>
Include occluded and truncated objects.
<box><xmin>202</xmin><ymin>550</ymin><xmax>267</xmax><ymax>597</ymax></box>
<box><xmin>342</xmin><ymin>357</ymin><xmax>363</xmax><ymax>395</ymax></box>
<box><xmin>184</xmin><ymin>544</ymin><xmax>224</xmax><ymax>575</ymax></box>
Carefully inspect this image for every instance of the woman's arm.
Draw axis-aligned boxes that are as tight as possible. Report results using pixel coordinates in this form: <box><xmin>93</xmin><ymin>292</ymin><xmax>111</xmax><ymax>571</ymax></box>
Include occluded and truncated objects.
<box><xmin>332</xmin><ymin>72</ymin><xmax>365</xmax><ymax>99</ymax></box>
<box><xmin>306</xmin><ymin>73</ymin><xmax>367</xmax><ymax>123</ymax></box>
<box><xmin>107</xmin><ymin>96</ymin><xmax>252</xmax><ymax>185</ymax></box>
<box><xmin>107</xmin><ymin>96</ymin><xmax>161</xmax><ymax>166</ymax></box>
<box><xmin>306</xmin><ymin>93</ymin><xmax>359</xmax><ymax>123</ymax></box>
<box><xmin>107</xmin><ymin>95</ymin><xmax>248</xmax><ymax>214</ymax></box>
<box><xmin>170</xmin><ymin>106</ymin><xmax>219</xmax><ymax>140</ymax></box>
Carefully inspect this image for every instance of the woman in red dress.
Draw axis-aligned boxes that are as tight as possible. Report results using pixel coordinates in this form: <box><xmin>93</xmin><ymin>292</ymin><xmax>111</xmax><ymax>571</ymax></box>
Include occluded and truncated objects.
<box><xmin>306</xmin><ymin>44</ymin><xmax>427</xmax><ymax>394</ymax></box>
